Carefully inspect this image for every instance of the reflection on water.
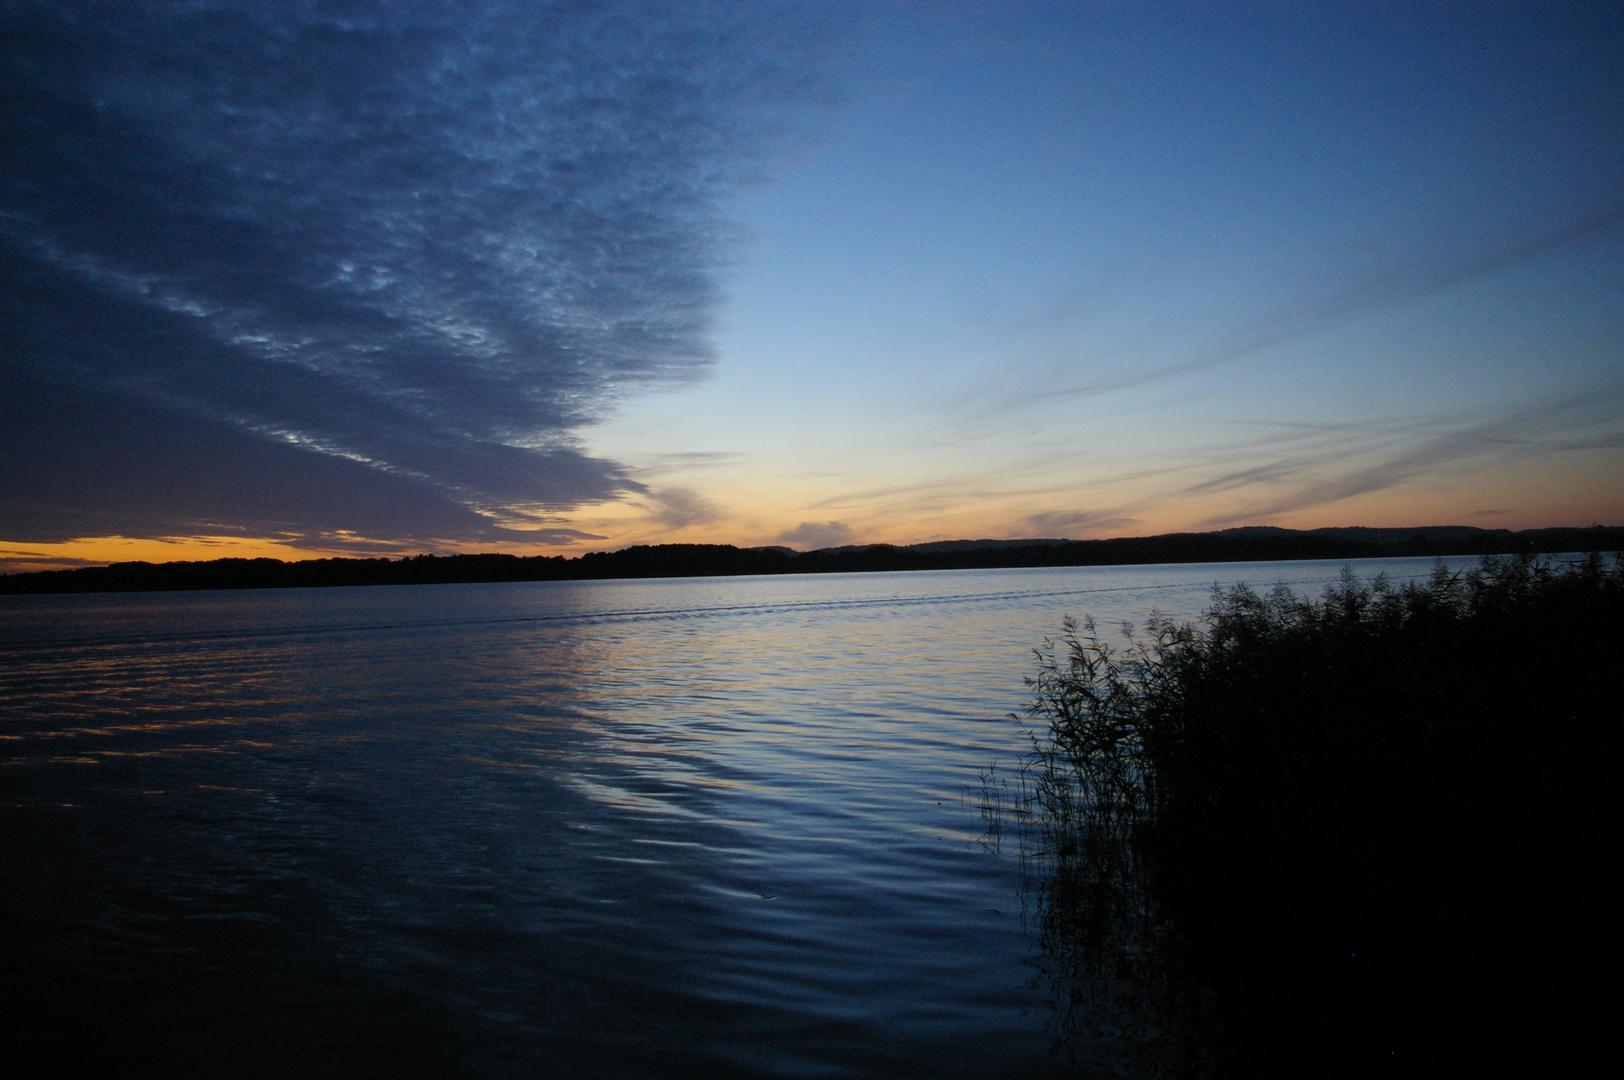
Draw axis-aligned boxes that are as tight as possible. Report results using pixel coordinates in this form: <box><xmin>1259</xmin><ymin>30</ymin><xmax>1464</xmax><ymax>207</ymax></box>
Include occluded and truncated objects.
<box><xmin>0</xmin><ymin>559</ymin><xmax>1462</xmax><ymax>1077</ymax></box>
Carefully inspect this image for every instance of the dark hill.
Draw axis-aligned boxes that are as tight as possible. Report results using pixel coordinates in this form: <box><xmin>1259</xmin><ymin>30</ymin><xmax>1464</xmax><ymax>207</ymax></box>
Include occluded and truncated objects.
<box><xmin>2</xmin><ymin>525</ymin><xmax>1619</xmax><ymax>595</ymax></box>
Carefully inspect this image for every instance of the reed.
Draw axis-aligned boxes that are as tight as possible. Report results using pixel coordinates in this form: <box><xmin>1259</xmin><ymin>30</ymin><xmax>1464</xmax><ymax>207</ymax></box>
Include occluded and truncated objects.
<box><xmin>996</xmin><ymin>555</ymin><xmax>1622</xmax><ymax>1076</ymax></box>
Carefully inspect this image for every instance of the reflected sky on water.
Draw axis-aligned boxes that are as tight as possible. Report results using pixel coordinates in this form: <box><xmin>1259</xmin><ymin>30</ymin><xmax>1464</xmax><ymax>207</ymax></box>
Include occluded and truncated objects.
<box><xmin>0</xmin><ymin>558</ymin><xmax>1471</xmax><ymax>1077</ymax></box>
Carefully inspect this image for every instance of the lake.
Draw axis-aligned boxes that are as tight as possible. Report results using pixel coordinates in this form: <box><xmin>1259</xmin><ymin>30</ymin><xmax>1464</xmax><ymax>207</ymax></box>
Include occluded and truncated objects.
<box><xmin>0</xmin><ymin>557</ymin><xmax>1469</xmax><ymax>1078</ymax></box>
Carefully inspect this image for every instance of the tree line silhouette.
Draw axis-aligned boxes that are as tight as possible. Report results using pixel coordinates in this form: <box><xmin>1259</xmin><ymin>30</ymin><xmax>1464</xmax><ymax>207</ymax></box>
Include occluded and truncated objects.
<box><xmin>4</xmin><ymin>524</ymin><xmax>1619</xmax><ymax>594</ymax></box>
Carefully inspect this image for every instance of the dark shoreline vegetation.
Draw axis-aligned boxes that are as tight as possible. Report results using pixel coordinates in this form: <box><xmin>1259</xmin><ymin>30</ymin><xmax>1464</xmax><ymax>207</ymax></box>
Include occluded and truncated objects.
<box><xmin>987</xmin><ymin>555</ymin><xmax>1620</xmax><ymax>1077</ymax></box>
<box><xmin>3</xmin><ymin>524</ymin><xmax>1621</xmax><ymax>595</ymax></box>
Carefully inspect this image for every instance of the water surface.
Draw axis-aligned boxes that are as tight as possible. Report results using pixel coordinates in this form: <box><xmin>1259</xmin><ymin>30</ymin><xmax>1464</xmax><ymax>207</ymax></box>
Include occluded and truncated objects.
<box><xmin>0</xmin><ymin>558</ymin><xmax>1466</xmax><ymax>1077</ymax></box>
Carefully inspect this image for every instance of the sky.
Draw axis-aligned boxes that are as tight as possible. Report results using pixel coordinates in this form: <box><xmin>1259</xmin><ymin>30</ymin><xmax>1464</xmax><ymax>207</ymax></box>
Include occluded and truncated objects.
<box><xmin>2</xmin><ymin>1</ymin><xmax>1621</xmax><ymax>571</ymax></box>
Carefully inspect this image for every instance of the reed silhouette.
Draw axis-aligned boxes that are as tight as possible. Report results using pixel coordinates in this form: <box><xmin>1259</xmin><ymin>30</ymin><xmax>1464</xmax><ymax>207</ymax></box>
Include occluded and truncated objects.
<box><xmin>991</xmin><ymin>555</ymin><xmax>1621</xmax><ymax>1076</ymax></box>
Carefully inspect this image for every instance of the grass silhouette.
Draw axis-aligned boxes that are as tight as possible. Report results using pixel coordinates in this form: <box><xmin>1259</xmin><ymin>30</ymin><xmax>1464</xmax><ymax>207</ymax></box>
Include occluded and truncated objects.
<box><xmin>992</xmin><ymin>555</ymin><xmax>1621</xmax><ymax>1076</ymax></box>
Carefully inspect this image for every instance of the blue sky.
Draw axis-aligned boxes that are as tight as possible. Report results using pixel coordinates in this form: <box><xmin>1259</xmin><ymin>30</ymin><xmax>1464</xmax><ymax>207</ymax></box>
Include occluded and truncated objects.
<box><xmin>585</xmin><ymin>2</ymin><xmax>1623</xmax><ymax>549</ymax></box>
<box><xmin>2</xmin><ymin>2</ymin><xmax>1620</xmax><ymax>567</ymax></box>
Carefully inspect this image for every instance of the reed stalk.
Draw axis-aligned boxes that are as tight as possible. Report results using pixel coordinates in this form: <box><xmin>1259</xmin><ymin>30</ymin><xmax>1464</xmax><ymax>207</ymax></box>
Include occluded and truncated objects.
<box><xmin>992</xmin><ymin>554</ymin><xmax>1621</xmax><ymax>1076</ymax></box>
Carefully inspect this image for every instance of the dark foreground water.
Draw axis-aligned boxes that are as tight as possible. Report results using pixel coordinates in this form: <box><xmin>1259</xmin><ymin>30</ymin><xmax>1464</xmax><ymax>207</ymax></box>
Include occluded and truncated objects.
<box><xmin>0</xmin><ymin>558</ymin><xmax>1466</xmax><ymax>1078</ymax></box>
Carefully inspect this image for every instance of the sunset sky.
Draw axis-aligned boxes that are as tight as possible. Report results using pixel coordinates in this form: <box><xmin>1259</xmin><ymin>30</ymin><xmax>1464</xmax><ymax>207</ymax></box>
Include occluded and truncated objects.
<box><xmin>3</xmin><ymin>1</ymin><xmax>1621</xmax><ymax>571</ymax></box>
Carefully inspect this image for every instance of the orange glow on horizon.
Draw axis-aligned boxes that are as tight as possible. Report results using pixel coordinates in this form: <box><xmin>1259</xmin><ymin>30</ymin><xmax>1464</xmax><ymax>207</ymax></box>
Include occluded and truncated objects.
<box><xmin>6</xmin><ymin>493</ymin><xmax>1617</xmax><ymax>578</ymax></box>
<box><xmin>0</xmin><ymin>534</ymin><xmax>368</xmax><ymax>575</ymax></box>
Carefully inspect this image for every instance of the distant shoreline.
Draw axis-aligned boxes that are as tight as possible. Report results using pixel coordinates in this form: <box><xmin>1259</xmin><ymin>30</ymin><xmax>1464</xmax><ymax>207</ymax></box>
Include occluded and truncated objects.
<box><xmin>2</xmin><ymin>524</ymin><xmax>1619</xmax><ymax>596</ymax></box>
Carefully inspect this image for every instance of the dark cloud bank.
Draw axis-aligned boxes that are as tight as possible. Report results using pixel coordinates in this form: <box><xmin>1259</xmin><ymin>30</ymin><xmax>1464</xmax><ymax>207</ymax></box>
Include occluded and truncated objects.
<box><xmin>0</xmin><ymin>0</ymin><xmax>839</xmax><ymax>545</ymax></box>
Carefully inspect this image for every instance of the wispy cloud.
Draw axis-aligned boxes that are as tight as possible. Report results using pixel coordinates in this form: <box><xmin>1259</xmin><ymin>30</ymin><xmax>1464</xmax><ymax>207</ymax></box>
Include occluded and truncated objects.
<box><xmin>1192</xmin><ymin>386</ymin><xmax>1624</xmax><ymax>526</ymax></box>
<box><xmin>967</xmin><ymin>389</ymin><xmax>1623</xmax><ymax>540</ymax></box>
<box><xmin>0</xmin><ymin>1</ymin><xmax>843</xmax><ymax>544</ymax></box>
<box><xmin>1019</xmin><ymin>510</ymin><xmax>1141</xmax><ymax>538</ymax></box>
<box><xmin>962</xmin><ymin>206</ymin><xmax>1624</xmax><ymax>426</ymax></box>
<box><xmin>645</xmin><ymin>486</ymin><xmax>724</xmax><ymax>530</ymax></box>
<box><xmin>638</xmin><ymin>451</ymin><xmax>752</xmax><ymax>470</ymax></box>
<box><xmin>1089</xmin><ymin>207</ymin><xmax>1624</xmax><ymax>400</ymax></box>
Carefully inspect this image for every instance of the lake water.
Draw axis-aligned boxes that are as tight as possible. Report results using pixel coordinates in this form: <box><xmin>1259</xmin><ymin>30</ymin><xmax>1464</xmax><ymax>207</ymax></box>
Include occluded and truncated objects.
<box><xmin>0</xmin><ymin>557</ymin><xmax>1471</xmax><ymax>1078</ymax></box>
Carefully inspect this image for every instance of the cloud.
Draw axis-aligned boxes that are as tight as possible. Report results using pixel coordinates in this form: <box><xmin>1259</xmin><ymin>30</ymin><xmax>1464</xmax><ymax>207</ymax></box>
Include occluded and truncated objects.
<box><xmin>640</xmin><ymin>451</ymin><xmax>750</xmax><ymax>470</ymax></box>
<box><xmin>1076</xmin><ymin>207</ymin><xmax>1624</xmax><ymax>401</ymax></box>
<box><xmin>1019</xmin><ymin>510</ymin><xmax>1141</xmax><ymax>538</ymax></box>
<box><xmin>0</xmin><ymin>363</ymin><xmax>519</xmax><ymax>544</ymax></box>
<box><xmin>963</xmin><ymin>205</ymin><xmax>1624</xmax><ymax>425</ymax></box>
<box><xmin>1192</xmin><ymin>386</ymin><xmax>1624</xmax><ymax>526</ymax></box>
<box><xmin>0</xmin><ymin>1</ymin><xmax>842</xmax><ymax>544</ymax></box>
<box><xmin>644</xmin><ymin>486</ymin><xmax>722</xmax><ymax>530</ymax></box>
<box><xmin>777</xmin><ymin>520</ymin><xmax>855</xmax><ymax>549</ymax></box>
<box><xmin>0</xmin><ymin>550</ymin><xmax>101</xmax><ymax>572</ymax></box>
